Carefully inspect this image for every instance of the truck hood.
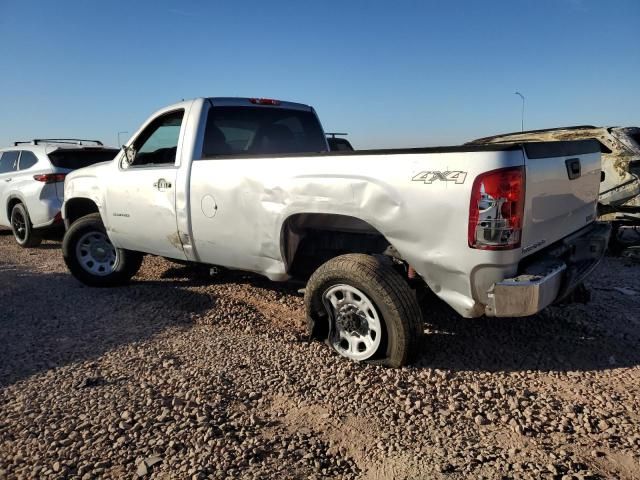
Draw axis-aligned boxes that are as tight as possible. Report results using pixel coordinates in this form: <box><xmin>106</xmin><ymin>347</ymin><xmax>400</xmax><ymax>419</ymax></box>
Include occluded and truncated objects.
<box><xmin>63</xmin><ymin>160</ymin><xmax>113</xmax><ymax>205</ymax></box>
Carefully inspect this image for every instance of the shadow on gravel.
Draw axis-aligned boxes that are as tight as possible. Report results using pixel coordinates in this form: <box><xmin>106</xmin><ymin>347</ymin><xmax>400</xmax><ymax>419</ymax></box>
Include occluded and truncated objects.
<box><xmin>158</xmin><ymin>264</ymin><xmax>304</xmax><ymax>295</ymax></box>
<box><xmin>0</xmin><ymin>228</ymin><xmax>62</xmax><ymax>251</ymax></box>
<box><xmin>33</xmin><ymin>243</ymin><xmax>61</xmax><ymax>250</ymax></box>
<box><xmin>416</xmin><ymin>297</ymin><xmax>640</xmax><ymax>373</ymax></box>
<box><xmin>0</xmin><ymin>262</ymin><xmax>214</xmax><ymax>388</ymax></box>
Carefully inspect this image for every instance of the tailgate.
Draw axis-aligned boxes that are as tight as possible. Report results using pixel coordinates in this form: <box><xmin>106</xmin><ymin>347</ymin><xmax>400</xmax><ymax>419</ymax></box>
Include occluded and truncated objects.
<box><xmin>521</xmin><ymin>140</ymin><xmax>602</xmax><ymax>256</ymax></box>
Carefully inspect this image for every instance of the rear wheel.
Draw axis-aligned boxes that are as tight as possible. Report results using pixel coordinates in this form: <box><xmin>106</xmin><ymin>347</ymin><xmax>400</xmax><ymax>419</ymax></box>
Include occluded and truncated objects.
<box><xmin>304</xmin><ymin>254</ymin><xmax>423</xmax><ymax>367</ymax></box>
<box><xmin>63</xmin><ymin>213</ymin><xmax>143</xmax><ymax>287</ymax></box>
<box><xmin>10</xmin><ymin>203</ymin><xmax>42</xmax><ymax>248</ymax></box>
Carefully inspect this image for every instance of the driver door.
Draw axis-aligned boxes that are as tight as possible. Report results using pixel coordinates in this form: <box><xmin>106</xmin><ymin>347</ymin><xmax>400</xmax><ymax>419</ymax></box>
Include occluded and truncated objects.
<box><xmin>105</xmin><ymin>109</ymin><xmax>187</xmax><ymax>260</ymax></box>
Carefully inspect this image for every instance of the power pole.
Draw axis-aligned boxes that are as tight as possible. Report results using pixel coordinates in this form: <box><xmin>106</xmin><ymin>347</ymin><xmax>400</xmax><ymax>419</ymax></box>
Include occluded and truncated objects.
<box><xmin>514</xmin><ymin>92</ymin><xmax>525</xmax><ymax>132</ymax></box>
<box><xmin>117</xmin><ymin>131</ymin><xmax>129</xmax><ymax>147</ymax></box>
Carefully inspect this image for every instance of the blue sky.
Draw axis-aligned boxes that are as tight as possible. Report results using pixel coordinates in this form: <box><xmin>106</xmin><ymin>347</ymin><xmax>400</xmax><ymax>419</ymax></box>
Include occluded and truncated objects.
<box><xmin>0</xmin><ymin>0</ymin><xmax>638</xmax><ymax>149</ymax></box>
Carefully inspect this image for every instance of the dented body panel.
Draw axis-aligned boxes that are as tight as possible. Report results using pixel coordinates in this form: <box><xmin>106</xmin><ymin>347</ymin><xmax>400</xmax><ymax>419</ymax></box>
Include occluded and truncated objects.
<box><xmin>63</xmin><ymin>98</ymin><xmax>605</xmax><ymax>318</ymax></box>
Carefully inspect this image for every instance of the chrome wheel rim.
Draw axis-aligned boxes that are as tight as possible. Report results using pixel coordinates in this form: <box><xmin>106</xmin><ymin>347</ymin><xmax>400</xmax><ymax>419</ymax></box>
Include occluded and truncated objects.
<box><xmin>75</xmin><ymin>231</ymin><xmax>118</xmax><ymax>276</ymax></box>
<box><xmin>323</xmin><ymin>284</ymin><xmax>382</xmax><ymax>361</ymax></box>
<box><xmin>11</xmin><ymin>210</ymin><xmax>27</xmax><ymax>242</ymax></box>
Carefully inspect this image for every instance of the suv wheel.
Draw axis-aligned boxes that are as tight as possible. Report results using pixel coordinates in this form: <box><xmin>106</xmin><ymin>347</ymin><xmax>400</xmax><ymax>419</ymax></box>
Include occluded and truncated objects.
<box><xmin>63</xmin><ymin>213</ymin><xmax>143</xmax><ymax>287</ymax></box>
<box><xmin>10</xmin><ymin>203</ymin><xmax>42</xmax><ymax>248</ymax></box>
<box><xmin>304</xmin><ymin>254</ymin><xmax>423</xmax><ymax>367</ymax></box>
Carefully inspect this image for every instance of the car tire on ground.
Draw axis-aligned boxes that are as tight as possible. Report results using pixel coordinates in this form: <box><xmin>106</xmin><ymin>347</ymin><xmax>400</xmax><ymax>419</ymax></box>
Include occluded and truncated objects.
<box><xmin>62</xmin><ymin>213</ymin><xmax>143</xmax><ymax>287</ymax></box>
<box><xmin>10</xmin><ymin>203</ymin><xmax>42</xmax><ymax>248</ymax></box>
<box><xmin>304</xmin><ymin>253</ymin><xmax>423</xmax><ymax>367</ymax></box>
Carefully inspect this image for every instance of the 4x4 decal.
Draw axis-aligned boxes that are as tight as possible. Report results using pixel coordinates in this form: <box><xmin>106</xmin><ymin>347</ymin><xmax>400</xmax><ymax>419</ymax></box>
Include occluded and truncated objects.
<box><xmin>412</xmin><ymin>171</ymin><xmax>467</xmax><ymax>184</ymax></box>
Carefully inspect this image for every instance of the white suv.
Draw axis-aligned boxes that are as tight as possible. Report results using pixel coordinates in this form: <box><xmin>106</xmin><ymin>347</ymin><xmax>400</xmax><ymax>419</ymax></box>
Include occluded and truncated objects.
<box><xmin>0</xmin><ymin>139</ymin><xmax>118</xmax><ymax>247</ymax></box>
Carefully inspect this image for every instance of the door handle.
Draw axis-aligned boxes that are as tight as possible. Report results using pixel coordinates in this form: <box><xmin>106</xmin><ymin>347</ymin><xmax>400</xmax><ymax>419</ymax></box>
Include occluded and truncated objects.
<box><xmin>153</xmin><ymin>178</ymin><xmax>172</xmax><ymax>190</ymax></box>
<box><xmin>565</xmin><ymin>158</ymin><xmax>581</xmax><ymax>180</ymax></box>
<box><xmin>4</xmin><ymin>178</ymin><xmax>11</xmax><ymax>182</ymax></box>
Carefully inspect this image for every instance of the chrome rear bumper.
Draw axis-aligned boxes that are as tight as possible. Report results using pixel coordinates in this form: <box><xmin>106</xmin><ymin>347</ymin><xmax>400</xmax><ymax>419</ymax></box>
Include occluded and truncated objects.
<box><xmin>485</xmin><ymin>222</ymin><xmax>611</xmax><ymax>317</ymax></box>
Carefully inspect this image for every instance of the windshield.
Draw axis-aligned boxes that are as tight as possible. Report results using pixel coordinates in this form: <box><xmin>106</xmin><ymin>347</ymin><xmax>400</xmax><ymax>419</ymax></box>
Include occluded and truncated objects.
<box><xmin>203</xmin><ymin>107</ymin><xmax>327</xmax><ymax>156</ymax></box>
<box><xmin>48</xmin><ymin>149</ymin><xmax>118</xmax><ymax>170</ymax></box>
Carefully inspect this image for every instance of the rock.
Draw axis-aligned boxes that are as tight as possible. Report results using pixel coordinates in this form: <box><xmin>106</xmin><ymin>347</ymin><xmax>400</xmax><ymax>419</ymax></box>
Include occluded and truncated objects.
<box><xmin>438</xmin><ymin>463</ymin><xmax>455</xmax><ymax>473</ymax></box>
<box><xmin>145</xmin><ymin>455</ymin><xmax>162</xmax><ymax>467</ymax></box>
<box><xmin>474</xmin><ymin>415</ymin><xmax>487</xmax><ymax>426</ymax></box>
<box><xmin>136</xmin><ymin>461</ymin><xmax>148</xmax><ymax>477</ymax></box>
<box><xmin>76</xmin><ymin>376</ymin><xmax>102</xmax><ymax>389</ymax></box>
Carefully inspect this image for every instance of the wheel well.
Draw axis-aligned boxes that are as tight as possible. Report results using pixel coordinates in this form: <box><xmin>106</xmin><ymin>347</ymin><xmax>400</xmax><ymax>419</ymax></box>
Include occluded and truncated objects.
<box><xmin>65</xmin><ymin>198</ymin><xmax>100</xmax><ymax>225</ymax></box>
<box><xmin>281</xmin><ymin>213</ymin><xmax>400</xmax><ymax>279</ymax></box>
<box><xmin>7</xmin><ymin>197</ymin><xmax>22</xmax><ymax>220</ymax></box>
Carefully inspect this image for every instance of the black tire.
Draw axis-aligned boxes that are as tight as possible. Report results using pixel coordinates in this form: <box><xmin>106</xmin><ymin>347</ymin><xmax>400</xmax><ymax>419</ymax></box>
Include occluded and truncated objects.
<box><xmin>304</xmin><ymin>254</ymin><xmax>423</xmax><ymax>367</ymax></box>
<box><xmin>62</xmin><ymin>213</ymin><xmax>143</xmax><ymax>287</ymax></box>
<box><xmin>10</xmin><ymin>203</ymin><xmax>42</xmax><ymax>248</ymax></box>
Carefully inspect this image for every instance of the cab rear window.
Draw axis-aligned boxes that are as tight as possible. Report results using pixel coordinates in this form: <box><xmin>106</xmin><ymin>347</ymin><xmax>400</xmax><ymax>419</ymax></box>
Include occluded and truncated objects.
<box><xmin>48</xmin><ymin>149</ymin><xmax>118</xmax><ymax>169</ymax></box>
<box><xmin>203</xmin><ymin>107</ymin><xmax>328</xmax><ymax>156</ymax></box>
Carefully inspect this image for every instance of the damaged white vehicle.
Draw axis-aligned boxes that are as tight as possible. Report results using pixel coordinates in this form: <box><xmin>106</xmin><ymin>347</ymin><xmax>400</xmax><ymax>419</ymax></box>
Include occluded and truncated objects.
<box><xmin>61</xmin><ymin>98</ymin><xmax>610</xmax><ymax>366</ymax></box>
<box><xmin>469</xmin><ymin>126</ymin><xmax>640</xmax><ymax>252</ymax></box>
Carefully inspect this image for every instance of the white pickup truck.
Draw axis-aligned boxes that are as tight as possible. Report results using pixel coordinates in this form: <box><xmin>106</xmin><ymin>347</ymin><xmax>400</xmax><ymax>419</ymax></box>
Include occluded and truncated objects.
<box><xmin>61</xmin><ymin>97</ymin><xmax>610</xmax><ymax>366</ymax></box>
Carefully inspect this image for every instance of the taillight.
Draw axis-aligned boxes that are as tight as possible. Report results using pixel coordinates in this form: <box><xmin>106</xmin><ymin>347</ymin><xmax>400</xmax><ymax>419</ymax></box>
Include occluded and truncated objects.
<box><xmin>33</xmin><ymin>173</ymin><xmax>66</xmax><ymax>183</ymax></box>
<box><xmin>468</xmin><ymin>166</ymin><xmax>525</xmax><ymax>250</ymax></box>
<box><xmin>249</xmin><ymin>98</ymin><xmax>281</xmax><ymax>105</ymax></box>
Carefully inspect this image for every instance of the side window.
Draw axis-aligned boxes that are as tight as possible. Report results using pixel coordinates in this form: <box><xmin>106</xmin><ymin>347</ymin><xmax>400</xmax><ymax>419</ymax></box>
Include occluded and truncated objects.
<box><xmin>0</xmin><ymin>151</ymin><xmax>19</xmax><ymax>174</ymax></box>
<box><xmin>18</xmin><ymin>151</ymin><xmax>39</xmax><ymax>170</ymax></box>
<box><xmin>128</xmin><ymin>110</ymin><xmax>184</xmax><ymax>167</ymax></box>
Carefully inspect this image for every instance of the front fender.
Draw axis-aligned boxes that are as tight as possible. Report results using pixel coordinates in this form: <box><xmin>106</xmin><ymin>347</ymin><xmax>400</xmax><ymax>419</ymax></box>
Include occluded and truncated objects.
<box><xmin>63</xmin><ymin>176</ymin><xmax>106</xmax><ymax>223</ymax></box>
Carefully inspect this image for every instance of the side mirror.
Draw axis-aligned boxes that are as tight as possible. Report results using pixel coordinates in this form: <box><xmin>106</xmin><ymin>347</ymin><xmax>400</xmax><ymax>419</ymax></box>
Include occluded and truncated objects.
<box><xmin>122</xmin><ymin>145</ymin><xmax>136</xmax><ymax>167</ymax></box>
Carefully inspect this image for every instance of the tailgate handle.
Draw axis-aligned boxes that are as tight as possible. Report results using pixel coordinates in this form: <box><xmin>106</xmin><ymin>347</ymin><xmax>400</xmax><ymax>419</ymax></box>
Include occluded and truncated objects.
<box><xmin>565</xmin><ymin>158</ymin><xmax>581</xmax><ymax>180</ymax></box>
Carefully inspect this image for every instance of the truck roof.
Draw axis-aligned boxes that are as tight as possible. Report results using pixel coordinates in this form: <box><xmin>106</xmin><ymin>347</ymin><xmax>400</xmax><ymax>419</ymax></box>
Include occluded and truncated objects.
<box><xmin>156</xmin><ymin>97</ymin><xmax>315</xmax><ymax>118</ymax></box>
<box><xmin>207</xmin><ymin>97</ymin><xmax>314</xmax><ymax>112</ymax></box>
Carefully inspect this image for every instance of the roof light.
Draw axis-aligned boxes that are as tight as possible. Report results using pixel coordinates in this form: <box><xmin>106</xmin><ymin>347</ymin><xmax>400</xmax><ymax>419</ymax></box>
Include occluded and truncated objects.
<box><xmin>249</xmin><ymin>98</ymin><xmax>281</xmax><ymax>106</ymax></box>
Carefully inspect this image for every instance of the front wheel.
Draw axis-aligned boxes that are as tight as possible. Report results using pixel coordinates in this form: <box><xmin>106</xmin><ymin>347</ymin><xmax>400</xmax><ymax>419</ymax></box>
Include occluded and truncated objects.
<box><xmin>62</xmin><ymin>213</ymin><xmax>143</xmax><ymax>287</ymax></box>
<box><xmin>304</xmin><ymin>254</ymin><xmax>423</xmax><ymax>367</ymax></box>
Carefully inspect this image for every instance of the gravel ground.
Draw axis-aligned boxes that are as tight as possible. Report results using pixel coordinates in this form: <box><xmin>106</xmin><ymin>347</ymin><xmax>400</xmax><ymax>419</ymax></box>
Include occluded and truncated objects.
<box><xmin>0</xmin><ymin>230</ymin><xmax>639</xmax><ymax>480</ymax></box>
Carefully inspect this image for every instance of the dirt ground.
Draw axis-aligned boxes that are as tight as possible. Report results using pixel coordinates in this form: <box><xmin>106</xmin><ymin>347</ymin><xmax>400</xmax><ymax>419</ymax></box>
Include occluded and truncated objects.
<box><xmin>0</xmin><ymin>231</ymin><xmax>639</xmax><ymax>479</ymax></box>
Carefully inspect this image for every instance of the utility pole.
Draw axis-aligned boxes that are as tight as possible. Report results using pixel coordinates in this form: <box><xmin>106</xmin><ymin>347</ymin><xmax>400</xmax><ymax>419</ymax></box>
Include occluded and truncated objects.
<box><xmin>514</xmin><ymin>92</ymin><xmax>525</xmax><ymax>132</ymax></box>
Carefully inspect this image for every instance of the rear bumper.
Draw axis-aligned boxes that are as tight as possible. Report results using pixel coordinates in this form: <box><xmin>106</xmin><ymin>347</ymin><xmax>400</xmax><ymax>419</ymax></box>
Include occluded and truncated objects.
<box><xmin>485</xmin><ymin>222</ymin><xmax>611</xmax><ymax>317</ymax></box>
